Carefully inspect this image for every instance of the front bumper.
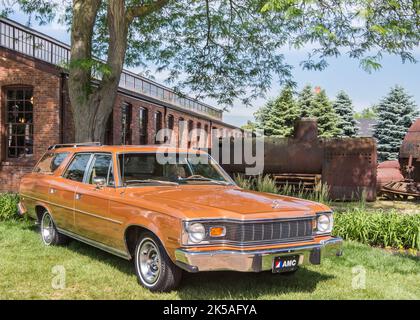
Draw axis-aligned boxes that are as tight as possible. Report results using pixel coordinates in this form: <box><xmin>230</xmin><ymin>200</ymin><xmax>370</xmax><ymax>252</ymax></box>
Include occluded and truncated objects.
<box><xmin>175</xmin><ymin>237</ymin><xmax>343</xmax><ymax>273</ymax></box>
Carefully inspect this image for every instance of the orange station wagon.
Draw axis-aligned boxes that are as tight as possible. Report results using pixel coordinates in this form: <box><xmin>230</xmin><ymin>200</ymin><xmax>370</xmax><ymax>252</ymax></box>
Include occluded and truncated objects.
<box><xmin>18</xmin><ymin>143</ymin><xmax>343</xmax><ymax>292</ymax></box>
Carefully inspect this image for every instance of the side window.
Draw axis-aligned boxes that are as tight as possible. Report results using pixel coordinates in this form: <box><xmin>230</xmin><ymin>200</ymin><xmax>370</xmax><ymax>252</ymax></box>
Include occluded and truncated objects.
<box><xmin>87</xmin><ymin>154</ymin><xmax>114</xmax><ymax>186</ymax></box>
<box><xmin>63</xmin><ymin>153</ymin><xmax>92</xmax><ymax>182</ymax></box>
<box><xmin>34</xmin><ymin>152</ymin><xmax>69</xmax><ymax>174</ymax></box>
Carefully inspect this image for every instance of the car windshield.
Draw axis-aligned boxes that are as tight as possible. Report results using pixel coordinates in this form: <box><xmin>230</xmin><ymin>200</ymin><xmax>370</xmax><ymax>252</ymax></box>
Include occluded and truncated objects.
<box><xmin>118</xmin><ymin>153</ymin><xmax>234</xmax><ymax>186</ymax></box>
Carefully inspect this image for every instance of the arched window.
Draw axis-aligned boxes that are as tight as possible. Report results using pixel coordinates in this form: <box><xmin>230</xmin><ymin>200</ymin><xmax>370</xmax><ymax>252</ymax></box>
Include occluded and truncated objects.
<box><xmin>154</xmin><ymin>111</ymin><xmax>162</xmax><ymax>144</ymax></box>
<box><xmin>178</xmin><ymin>117</ymin><xmax>184</xmax><ymax>147</ymax></box>
<box><xmin>187</xmin><ymin>120</ymin><xmax>194</xmax><ymax>148</ymax></box>
<box><xmin>5</xmin><ymin>87</ymin><xmax>33</xmax><ymax>159</ymax></box>
<box><xmin>166</xmin><ymin>114</ymin><xmax>174</xmax><ymax>144</ymax></box>
<box><xmin>121</xmin><ymin>103</ymin><xmax>132</xmax><ymax>145</ymax></box>
<box><xmin>139</xmin><ymin>107</ymin><xmax>148</xmax><ymax>145</ymax></box>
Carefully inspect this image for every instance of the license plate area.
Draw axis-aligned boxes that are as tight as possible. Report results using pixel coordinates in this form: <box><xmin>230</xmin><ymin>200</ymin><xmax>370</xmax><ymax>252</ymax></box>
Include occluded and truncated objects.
<box><xmin>272</xmin><ymin>255</ymin><xmax>299</xmax><ymax>273</ymax></box>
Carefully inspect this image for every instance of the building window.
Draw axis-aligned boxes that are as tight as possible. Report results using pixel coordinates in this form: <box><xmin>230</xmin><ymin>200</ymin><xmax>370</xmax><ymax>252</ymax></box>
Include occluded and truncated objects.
<box><xmin>154</xmin><ymin>111</ymin><xmax>162</xmax><ymax>144</ymax></box>
<box><xmin>139</xmin><ymin>107</ymin><xmax>148</xmax><ymax>145</ymax></box>
<box><xmin>196</xmin><ymin>122</ymin><xmax>202</xmax><ymax>142</ymax></box>
<box><xmin>187</xmin><ymin>120</ymin><xmax>194</xmax><ymax>148</ymax></box>
<box><xmin>5</xmin><ymin>87</ymin><xmax>34</xmax><ymax>159</ymax></box>
<box><xmin>121</xmin><ymin>103</ymin><xmax>132</xmax><ymax>145</ymax></box>
<box><xmin>178</xmin><ymin>117</ymin><xmax>184</xmax><ymax>146</ymax></box>
<box><xmin>166</xmin><ymin>114</ymin><xmax>174</xmax><ymax>143</ymax></box>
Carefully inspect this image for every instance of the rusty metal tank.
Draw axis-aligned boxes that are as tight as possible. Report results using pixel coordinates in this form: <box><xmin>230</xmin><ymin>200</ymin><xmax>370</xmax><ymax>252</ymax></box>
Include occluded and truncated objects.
<box><xmin>214</xmin><ymin>118</ymin><xmax>377</xmax><ymax>201</ymax></box>
<box><xmin>399</xmin><ymin>118</ymin><xmax>420</xmax><ymax>181</ymax></box>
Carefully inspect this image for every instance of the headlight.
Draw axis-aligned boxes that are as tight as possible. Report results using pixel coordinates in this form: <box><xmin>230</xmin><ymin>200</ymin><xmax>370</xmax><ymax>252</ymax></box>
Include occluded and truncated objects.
<box><xmin>316</xmin><ymin>213</ymin><xmax>333</xmax><ymax>234</ymax></box>
<box><xmin>186</xmin><ymin>223</ymin><xmax>206</xmax><ymax>243</ymax></box>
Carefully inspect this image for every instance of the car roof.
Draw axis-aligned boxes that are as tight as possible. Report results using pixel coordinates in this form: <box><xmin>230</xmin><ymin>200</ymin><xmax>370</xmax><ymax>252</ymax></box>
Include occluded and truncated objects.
<box><xmin>50</xmin><ymin>145</ymin><xmax>208</xmax><ymax>154</ymax></box>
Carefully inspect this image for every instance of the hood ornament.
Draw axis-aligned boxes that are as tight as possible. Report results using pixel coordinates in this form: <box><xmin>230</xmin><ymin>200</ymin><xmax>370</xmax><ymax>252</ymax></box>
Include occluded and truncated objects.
<box><xmin>271</xmin><ymin>200</ymin><xmax>281</xmax><ymax>209</ymax></box>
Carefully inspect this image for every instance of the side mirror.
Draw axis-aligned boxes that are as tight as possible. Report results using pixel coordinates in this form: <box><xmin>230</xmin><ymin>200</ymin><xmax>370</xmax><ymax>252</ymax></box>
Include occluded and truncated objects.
<box><xmin>93</xmin><ymin>177</ymin><xmax>106</xmax><ymax>189</ymax></box>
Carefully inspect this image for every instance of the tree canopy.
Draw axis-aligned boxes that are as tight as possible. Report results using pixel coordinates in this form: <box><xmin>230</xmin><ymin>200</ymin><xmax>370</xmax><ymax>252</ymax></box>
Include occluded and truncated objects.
<box><xmin>7</xmin><ymin>0</ymin><xmax>420</xmax><ymax>107</ymax></box>
<box><xmin>5</xmin><ymin>0</ymin><xmax>419</xmax><ymax>141</ymax></box>
<box><xmin>332</xmin><ymin>91</ymin><xmax>358</xmax><ymax>137</ymax></box>
<box><xmin>373</xmin><ymin>86</ymin><xmax>418</xmax><ymax>161</ymax></box>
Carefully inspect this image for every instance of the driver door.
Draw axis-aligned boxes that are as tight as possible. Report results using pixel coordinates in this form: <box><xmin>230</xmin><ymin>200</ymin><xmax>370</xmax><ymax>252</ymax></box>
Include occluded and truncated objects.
<box><xmin>74</xmin><ymin>153</ymin><xmax>122</xmax><ymax>248</ymax></box>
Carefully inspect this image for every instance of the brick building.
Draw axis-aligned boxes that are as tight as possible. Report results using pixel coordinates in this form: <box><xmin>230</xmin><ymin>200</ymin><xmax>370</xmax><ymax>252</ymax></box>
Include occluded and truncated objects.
<box><xmin>0</xmin><ymin>18</ymin><xmax>237</xmax><ymax>191</ymax></box>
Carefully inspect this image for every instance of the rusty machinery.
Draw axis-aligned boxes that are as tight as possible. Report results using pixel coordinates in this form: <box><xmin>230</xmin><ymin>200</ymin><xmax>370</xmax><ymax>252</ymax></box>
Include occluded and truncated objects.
<box><xmin>380</xmin><ymin>118</ymin><xmax>420</xmax><ymax>200</ymax></box>
<box><xmin>213</xmin><ymin>119</ymin><xmax>377</xmax><ymax>201</ymax></box>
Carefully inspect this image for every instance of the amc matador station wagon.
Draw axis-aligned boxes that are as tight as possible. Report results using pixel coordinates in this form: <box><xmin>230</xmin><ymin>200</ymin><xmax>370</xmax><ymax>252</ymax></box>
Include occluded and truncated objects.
<box><xmin>18</xmin><ymin>143</ymin><xmax>343</xmax><ymax>292</ymax></box>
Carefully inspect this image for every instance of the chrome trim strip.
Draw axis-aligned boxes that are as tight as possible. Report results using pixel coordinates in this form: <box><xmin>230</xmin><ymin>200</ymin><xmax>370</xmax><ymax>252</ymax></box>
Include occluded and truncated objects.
<box><xmin>183</xmin><ymin>216</ymin><xmax>315</xmax><ymax>224</ymax></box>
<box><xmin>57</xmin><ymin>227</ymin><xmax>130</xmax><ymax>260</ymax></box>
<box><xmin>179</xmin><ymin>237</ymin><xmax>343</xmax><ymax>256</ymax></box>
<box><xmin>181</xmin><ymin>236</ymin><xmax>315</xmax><ymax>248</ymax></box>
<box><xmin>21</xmin><ymin>194</ymin><xmax>123</xmax><ymax>225</ymax></box>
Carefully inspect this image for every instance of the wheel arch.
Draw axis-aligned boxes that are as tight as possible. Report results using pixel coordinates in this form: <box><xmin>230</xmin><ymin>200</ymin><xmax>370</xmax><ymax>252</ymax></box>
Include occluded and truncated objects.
<box><xmin>124</xmin><ymin>224</ymin><xmax>173</xmax><ymax>261</ymax></box>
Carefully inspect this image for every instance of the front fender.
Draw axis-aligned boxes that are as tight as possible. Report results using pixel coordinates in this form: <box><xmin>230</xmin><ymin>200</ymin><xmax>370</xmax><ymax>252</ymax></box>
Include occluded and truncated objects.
<box><xmin>122</xmin><ymin>213</ymin><xmax>182</xmax><ymax>261</ymax></box>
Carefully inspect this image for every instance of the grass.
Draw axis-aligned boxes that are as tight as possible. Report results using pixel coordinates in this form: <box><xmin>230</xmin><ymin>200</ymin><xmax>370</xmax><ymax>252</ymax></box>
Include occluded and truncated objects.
<box><xmin>1</xmin><ymin>219</ymin><xmax>419</xmax><ymax>300</ymax></box>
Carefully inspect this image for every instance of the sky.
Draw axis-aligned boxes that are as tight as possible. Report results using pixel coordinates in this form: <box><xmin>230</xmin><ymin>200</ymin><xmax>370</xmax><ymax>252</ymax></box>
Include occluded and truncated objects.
<box><xmin>6</xmin><ymin>10</ymin><xmax>420</xmax><ymax>128</ymax></box>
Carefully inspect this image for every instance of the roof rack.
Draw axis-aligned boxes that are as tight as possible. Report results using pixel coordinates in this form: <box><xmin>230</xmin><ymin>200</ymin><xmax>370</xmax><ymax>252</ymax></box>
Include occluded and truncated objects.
<box><xmin>48</xmin><ymin>142</ymin><xmax>102</xmax><ymax>150</ymax></box>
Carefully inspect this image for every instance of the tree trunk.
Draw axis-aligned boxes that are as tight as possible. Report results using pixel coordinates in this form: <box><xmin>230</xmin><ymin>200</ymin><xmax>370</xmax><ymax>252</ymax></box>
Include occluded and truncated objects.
<box><xmin>69</xmin><ymin>0</ymin><xmax>128</xmax><ymax>143</ymax></box>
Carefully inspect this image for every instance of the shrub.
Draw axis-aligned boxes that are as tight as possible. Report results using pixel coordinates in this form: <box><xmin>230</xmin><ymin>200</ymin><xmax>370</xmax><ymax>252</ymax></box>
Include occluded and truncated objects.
<box><xmin>234</xmin><ymin>174</ymin><xmax>252</xmax><ymax>190</ymax></box>
<box><xmin>0</xmin><ymin>193</ymin><xmax>19</xmax><ymax>221</ymax></box>
<box><xmin>333</xmin><ymin>208</ymin><xmax>420</xmax><ymax>250</ymax></box>
<box><xmin>254</xmin><ymin>175</ymin><xmax>278</xmax><ymax>194</ymax></box>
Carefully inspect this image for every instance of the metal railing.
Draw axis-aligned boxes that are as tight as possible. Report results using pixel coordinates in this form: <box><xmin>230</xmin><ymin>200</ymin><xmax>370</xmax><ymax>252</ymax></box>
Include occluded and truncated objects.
<box><xmin>0</xmin><ymin>17</ymin><xmax>223</xmax><ymax>120</ymax></box>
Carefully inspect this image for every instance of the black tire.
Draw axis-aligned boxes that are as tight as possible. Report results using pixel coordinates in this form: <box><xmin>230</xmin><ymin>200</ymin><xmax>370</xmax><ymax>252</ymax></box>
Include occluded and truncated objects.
<box><xmin>40</xmin><ymin>210</ymin><xmax>69</xmax><ymax>246</ymax></box>
<box><xmin>134</xmin><ymin>232</ymin><xmax>182</xmax><ymax>292</ymax></box>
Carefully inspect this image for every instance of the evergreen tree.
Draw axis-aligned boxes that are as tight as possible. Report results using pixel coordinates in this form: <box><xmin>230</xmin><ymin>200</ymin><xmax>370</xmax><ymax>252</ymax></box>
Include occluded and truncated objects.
<box><xmin>311</xmin><ymin>89</ymin><xmax>341</xmax><ymax>137</ymax></box>
<box><xmin>333</xmin><ymin>91</ymin><xmax>358</xmax><ymax>137</ymax></box>
<box><xmin>297</xmin><ymin>84</ymin><xmax>314</xmax><ymax>118</ymax></box>
<box><xmin>254</xmin><ymin>100</ymin><xmax>274</xmax><ymax>134</ymax></box>
<box><xmin>373</xmin><ymin>86</ymin><xmax>419</xmax><ymax>161</ymax></box>
<box><xmin>264</xmin><ymin>86</ymin><xmax>300</xmax><ymax>137</ymax></box>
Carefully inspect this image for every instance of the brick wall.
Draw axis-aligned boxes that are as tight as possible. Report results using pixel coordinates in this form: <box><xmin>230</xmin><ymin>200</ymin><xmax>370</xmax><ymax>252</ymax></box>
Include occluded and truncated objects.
<box><xmin>0</xmin><ymin>49</ymin><xmax>61</xmax><ymax>191</ymax></box>
<box><xmin>0</xmin><ymin>48</ymin><xmax>236</xmax><ymax>192</ymax></box>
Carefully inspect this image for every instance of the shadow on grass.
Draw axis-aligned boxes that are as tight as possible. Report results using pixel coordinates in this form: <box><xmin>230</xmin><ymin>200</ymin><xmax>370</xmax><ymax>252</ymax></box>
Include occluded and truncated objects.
<box><xmin>58</xmin><ymin>233</ymin><xmax>334</xmax><ymax>299</ymax></box>
<box><xmin>177</xmin><ymin>268</ymin><xmax>334</xmax><ymax>299</ymax></box>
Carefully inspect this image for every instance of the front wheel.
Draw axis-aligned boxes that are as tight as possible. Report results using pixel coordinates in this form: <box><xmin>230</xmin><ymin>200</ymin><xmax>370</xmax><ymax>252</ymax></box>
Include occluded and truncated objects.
<box><xmin>40</xmin><ymin>211</ymin><xmax>69</xmax><ymax>246</ymax></box>
<box><xmin>134</xmin><ymin>232</ymin><xmax>182</xmax><ymax>292</ymax></box>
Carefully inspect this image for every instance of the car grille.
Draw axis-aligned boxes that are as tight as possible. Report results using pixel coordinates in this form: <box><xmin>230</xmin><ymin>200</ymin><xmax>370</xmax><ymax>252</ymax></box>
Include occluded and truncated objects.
<box><xmin>202</xmin><ymin>218</ymin><xmax>314</xmax><ymax>246</ymax></box>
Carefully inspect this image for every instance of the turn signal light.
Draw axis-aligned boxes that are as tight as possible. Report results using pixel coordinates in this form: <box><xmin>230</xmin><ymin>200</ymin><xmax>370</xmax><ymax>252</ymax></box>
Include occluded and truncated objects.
<box><xmin>209</xmin><ymin>226</ymin><xmax>226</xmax><ymax>237</ymax></box>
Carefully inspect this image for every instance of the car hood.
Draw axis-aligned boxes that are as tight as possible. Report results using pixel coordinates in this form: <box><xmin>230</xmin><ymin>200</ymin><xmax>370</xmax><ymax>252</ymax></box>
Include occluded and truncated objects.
<box><xmin>125</xmin><ymin>186</ymin><xmax>329</xmax><ymax>219</ymax></box>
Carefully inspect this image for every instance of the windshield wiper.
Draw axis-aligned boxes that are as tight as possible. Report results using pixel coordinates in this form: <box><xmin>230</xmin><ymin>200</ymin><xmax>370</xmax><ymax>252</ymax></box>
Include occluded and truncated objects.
<box><xmin>124</xmin><ymin>179</ymin><xmax>179</xmax><ymax>186</ymax></box>
<box><xmin>178</xmin><ymin>176</ymin><xmax>231</xmax><ymax>185</ymax></box>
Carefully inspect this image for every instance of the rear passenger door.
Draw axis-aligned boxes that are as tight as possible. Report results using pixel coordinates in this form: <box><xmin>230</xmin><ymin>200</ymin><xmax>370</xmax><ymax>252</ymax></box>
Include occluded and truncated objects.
<box><xmin>74</xmin><ymin>153</ymin><xmax>121</xmax><ymax>247</ymax></box>
<box><xmin>49</xmin><ymin>153</ymin><xmax>92</xmax><ymax>233</ymax></box>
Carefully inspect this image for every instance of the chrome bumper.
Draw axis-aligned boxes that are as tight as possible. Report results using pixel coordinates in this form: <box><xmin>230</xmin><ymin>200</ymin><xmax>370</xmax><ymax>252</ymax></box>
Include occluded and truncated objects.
<box><xmin>175</xmin><ymin>237</ymin><xmax>343</xmax><ymax>273</ymax></box>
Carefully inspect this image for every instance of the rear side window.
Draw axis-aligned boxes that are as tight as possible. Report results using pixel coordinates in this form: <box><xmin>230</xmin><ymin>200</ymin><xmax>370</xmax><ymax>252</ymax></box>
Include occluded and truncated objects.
<box><xmin>63</xmin><ymin>153</ymin><xmax>92</xmax><ymax>182</ymax></box>
<box><xmin>87</xmin><ymin>154</ymin><xmax>115</xmax><ymax>186</ymax></box>
<box><xmin>34</xmin><ymin>152</ymin><xmax>69</xmax><ymax>174</ymax></box>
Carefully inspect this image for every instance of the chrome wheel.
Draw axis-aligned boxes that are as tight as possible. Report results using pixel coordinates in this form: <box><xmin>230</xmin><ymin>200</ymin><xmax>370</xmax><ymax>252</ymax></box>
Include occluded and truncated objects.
<box><xmin>137</xmin><ymin>238</ymin><xmax>161</xmax><ymax>286</ymax></box>
<box><xmin>41</xmin><ymin>213</ymin><xmax>55</xmax><ymax>245</ymax></box>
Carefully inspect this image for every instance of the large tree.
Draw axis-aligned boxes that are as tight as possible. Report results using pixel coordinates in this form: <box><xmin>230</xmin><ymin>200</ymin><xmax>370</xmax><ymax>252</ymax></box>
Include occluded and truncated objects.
<box><xmin>373</xmin><ymin>86</ymin><xmax>418</xmax><ymax>161</ymax></box>
<box><xmin>311</xmin><ymin>89</ymin><xmax>341</xmax><ymax>137</ymax></box>
<box><xmin>264</xmin><ymin>86</ymin><xmax>299</xmax><ymax>137</ymax></box>
<box><xmin>296</xmin><ymin>84</ymin><xmax>314</xmax><ymax>118</ymax></box>
<box><xmin>8</xmin><ymin>0</ymin><xmax>420</xmax><ymax>142</ymax></box>
<box><xmin>332</xmin><ymin>91</ymin><xmax>358</xmax><ymax>137</ymax></box>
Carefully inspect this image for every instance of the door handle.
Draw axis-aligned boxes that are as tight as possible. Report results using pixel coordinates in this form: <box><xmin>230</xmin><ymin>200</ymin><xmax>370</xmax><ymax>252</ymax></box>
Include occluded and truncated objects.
<box><xmin>75</xmin><ymin>193</ymin><xmax>82</xmax><ymax>200</ymax></box>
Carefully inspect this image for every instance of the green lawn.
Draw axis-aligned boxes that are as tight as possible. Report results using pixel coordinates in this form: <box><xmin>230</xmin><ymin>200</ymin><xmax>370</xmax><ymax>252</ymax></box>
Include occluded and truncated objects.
<box><xmin>0</xmin><ymin>219</ymin><xmax>419</xmax><ymax>300</ymax></box>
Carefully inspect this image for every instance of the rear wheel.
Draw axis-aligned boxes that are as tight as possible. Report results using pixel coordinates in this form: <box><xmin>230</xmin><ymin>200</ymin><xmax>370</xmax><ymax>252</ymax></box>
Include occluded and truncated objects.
<box><xmin>40</xmin><ymin>211</ymin><xmax>69</xmax><ymax>246</ymax></box>
<box><xmin>134</xmin><ymin>232</ymin><xmax>182</xmax><ymax>292</ymax></box>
